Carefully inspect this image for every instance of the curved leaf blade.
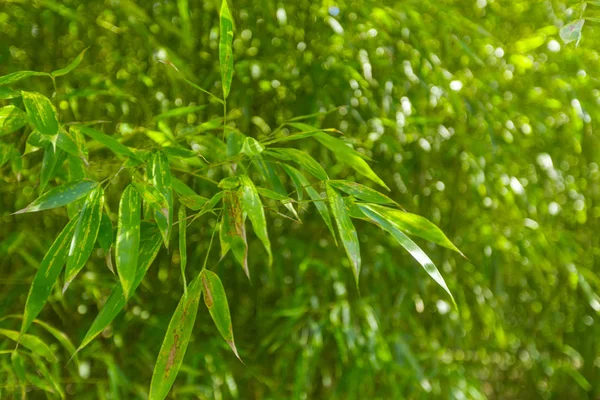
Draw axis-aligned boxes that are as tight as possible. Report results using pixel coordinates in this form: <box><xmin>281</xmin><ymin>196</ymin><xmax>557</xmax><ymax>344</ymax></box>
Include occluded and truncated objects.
<box><xmin>266</xmin><ymin>148</ymin><xmax>328</xmax><ymax>181</ymax></box>
<box><xmin>149</xmin><ymin>275</ymin><xmax>203</xmax><ymax>400</ymax></box>
<box><xmin>328</xmin><ymin>180</ymin><xmax>396</xmax><ymax>205</ymax></box>
<box><xmin>14</xmin><ymin>179</ymin><xmax>98</xmax><ymax>214</ymax></box>
<box><xmin>239</xmin><ymin>175</ymin><xmax>272</xmax><ymax>266</ymax></box>
<box><xmin>116</xmin><ymin>185</ymin><xmax>141</xmax><ymax>298</ymax></box>
<box><xmin>219</xmin><ymin>190</ymin><xmax>248</xmax><ymax>278</ymax></box>
<box><xmin>51</xmin><ymin>47</ymin><xmax>89</xmax><ymax>77</ymax></box>
<box><xmin>21</xmin><ymin>91</ymin><xmax>59</xmax><ymax>136</ymax></box>
<box><xmin>0</xmin><ymin>105</ymin><xmax>29</xmax><ymax>136</ymax></box>
<box><xmin>0</xmin><ymin>71</ymin><xmax>49</xmax><ymax>86</ymax></box>
<box><xmin>0</xmin><ymin>329</ymin><xmax>56</xmax><ymax>363</ymax></box>
<box><xmin>219</xmin><ymin>0</ymin><xmax>234</xmax><ymax>99</ymax></box>
<box><xmin>79</xmin><ymin>126</ymin><xmax>137</xmax><ymax>158</ymax></box>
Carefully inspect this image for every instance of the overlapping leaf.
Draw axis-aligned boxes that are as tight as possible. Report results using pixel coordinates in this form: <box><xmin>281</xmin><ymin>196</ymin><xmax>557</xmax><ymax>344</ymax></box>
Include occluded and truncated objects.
<box><xmin>0</xmin><ymin>105</ymin><xmax>28</xmax><ymax>136</ymax></box>
<box><xmin>239</xmin><ymin>175</ymin><xmax>272</xmax><ymax>265</ymax></box>
<box><xmin>21</xmin><ymin>91</ymin><xmax>59</xmax><ymax>136</ymax></box>
<box><xmin>116</xmin><ymin>185</ymin><xmax>141</xmax><ymax>298</ymax></box>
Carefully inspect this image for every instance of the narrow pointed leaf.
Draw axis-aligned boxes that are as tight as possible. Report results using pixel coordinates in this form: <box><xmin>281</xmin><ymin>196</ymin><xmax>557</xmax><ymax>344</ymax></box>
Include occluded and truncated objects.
<box><xmin>39</xmin><ymin>144</ymin><xmax>58</xmax><ymax>194</ymax></box>
<box><xmin>97</xmin><ymin>213</ymin><xmax>113</xmax><ymax>251</ymax></box>
<box><xmin>256</xmin><ymin>187</ymin><xmax>300</xmax><ymax>221</ymax></box>
<box><xmin>266</xmin><ymin>148</ymin><xmax>328</xmax><ymax>181</ymax></box>
<box><xmin>21</xmin><ymin>217</ymin><xmax>79</xmax><ymax>335</ymax></box>
<box><xmin>51</xmin><ymin>47</ymin><xmax>89</xmax><ymax>77</ymax></box>
<box><xmin>14</xmin><ymin>179</ymin><xmax>98</xmax><ymax>214</ymax></box>
<box><xmin>359</xmin><ymin>204</ymin><xmax>456</xmax><ymax>307</ymax></box>
<box><xmin>201</xmin><ymin>269</ymin><xmax>240</xmax><ymax>359</ymax></box>
<box><xmin>64</xmin><ymin>187</ymin><xmax>104</xmax><ymax>290</ymax></box>
<box><xmin>239</xmin><ymin>175</ymin><xmax>272</xmax><ymax>265</ymax></box>
<box><xmin>21</xmin><ymin>91</ymin><xmax>59</xmax><ymax>136</ymax></box>
<box><xmin>315</xmin><ymin>132</ymin><xmax>389</xmax><ymax>190</ymax></box>
<box><xmin>179</xmin><ymin>206</ymin><xmax>187</xmax><ymax>292</ymax></box>
<box><xmin>328</xmin><ymin>180</ymin><xmax>396</xmax><ymax>205</ymax></box>
<box><xmin>327</xmin><ymin>184</ymin><xmax>361</xmax><ymax>284</ymax></box>
<box><xmin>79</xmin><ymin>126</ymin><xmax>137</xmax><ymax>158</ymax></box>
<box><xmin>133</xmin><ymin>182</ymin><xmax>169</xmax><ymax>218</ymax></box>
<box><xmin>281</xmin><ymin>164</ymin><xmax>336</xmax><ymax>243</ymax></box>
<box><xmin>220</xmin><ymin>190</ymin><xmax>248</xmax><ymax>278</ymax></box>
<box><xmin>0</xmin><ymin>71</ymin><xmax>49</xmax><ymax>86</ymax></box>
<box><xmin>219</xmin><ymin>0</ymin><xmax>234</xmax><ymax>99</ymax></box>
<box><xmin>0</xmin><ymin>105</ymin><xmax>28</xmax><ymax>136</ymax></box>
<box><xmin>0</xmin><ymin>329</ymin><xmax>56</xmax><ymax>362</ymax></box>
<box><xmin>149</xmin><ymin>276</ymin><xmax>203</xmax><ymax>400</ymax></box>
<box><xmin>77</xmin><ymin>223</ymin><xmax>162</xmax><ymax>352</ymax></box>
<box><xmin>172</xmin><ymin>177</ymin><xmax>199</xmax><ymax>197</ymax></box>
<box><xmin>116</xmin><ymin>185</ymin><xmax>141</xmax><ymax>298</ymax></box>
<box><xmin>179</xmin><ymin>195</ymin><xmax>208</xmax><ymax>211</ymax></box>
<box><xmin>150</xmin><ymin>152</ymin><xmax>173</xmax><ymax>247</ymax></box>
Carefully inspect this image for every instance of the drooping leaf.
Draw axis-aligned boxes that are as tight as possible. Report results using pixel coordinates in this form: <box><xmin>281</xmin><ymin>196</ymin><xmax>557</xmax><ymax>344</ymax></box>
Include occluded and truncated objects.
<box><xmin>149</xmin><ymin>275</ymin><xmax>203</xmax><ymax>400</ymax></box>
<box><xmin>179</xmin><ymin>206</ymin><xmax>188</xmax><ymax>292</ymax></box>
<box><xmin>315</xmin><ymin>132</ymin><xmax>389</xmax><ymax>190</ymax></box>
<box><xmin>328</xmin><ymin>180</ymin><xmax>396</xmax><ymax>205</ymax></box>
<box><xmin>265</xmin><ymin>148</ymin><xmax>329</xmax><ymax>181</ymax></box>
<box><xmin>21</xmin><ymin>217</ymin><xmax>79</xmax><ymax>335</ymax></box>
<box><xmin>239</xmin><ymin>175</ymin><xmax>272</xmax><ymax>265</ymax></box>
<box><xmin>21</xmin><ymin>91</ymin><xmax>59</xmax><ymax>136</ymax></box>
<box><xmin>178</xmin><ymin>195</ymin><xmax>208</xmax><ymax>211</ymax></box>
<box><xmin>201</xmin><ymin>269</ymin><xmax>240</xmax><ymax>359</ymax></box>
<box><xmin>364</xmin><ymin>204</ymin><xmax>463</xmax><ymax>255</ymax></box>
<box><xmin>39</xmin><ymin>144</ymin><xmax>58</xmax><ymax>194</ymax></box>
<box><xmin>219</xmin><ymin>0</ymin><xmax>234</xmax><ymax>99</ymax></box>
<box><xmin>560</xmin><ymin>19</ymin><xmax>585</xmax><ymax>44</ymax></box>
<box><xmin>281</xmin><ymin>164</ymin><xmax>336</xmax><ymax>243</ymax></box>
<box><xmin>220</xmin><ymin>190</ymin><xmax>248</xmax><ymax>278</ymax></box>
<box><xmin>63</xmin><ymin>186</ymin><xmax>104</xmax><ymax>291</ymax></box>
<box><xmin>14</xmin><ymin>179</ymin><xmax>98</xmax><ymax>214</ymax></box>
<box><xmin>150</xmin><ymin>151</ymin><xmax>173</xmax><ymax>247</ymax></box>
<box><xmin>97</xmin><ymin>213</ymin><xmax>113</xmax><ymax>251</ymax></box>
<box><xmin>76</xmin><ymin>223</ymin><xmax>162</xmax><ymax>352</ymax></box>
<box><xmin>51</xmin><ymin>47</ymin><xmax>89</xmax><ymax>77</ymax></box>
<box><xmin>133</xmin><ymin>181</ymin><xmax>169</xmax><ymax>219</ymax></box>
<box><xmin>0</xmin><ymin>71</ymin><xmax>49</xmax><ymax>86</ymax></box>
<box><xmin>116</xmin><ymin>185</ymin><xmax>141</xmax><ymax>298</ymax></box>
<box><xmin>358</xmin><ymin>204</ymin><xmax>456</xmax><ymax>307</ymax></box>
<box><xmin>256</xmin><ymin>187</ymin><xmax>300</xmax><ymax>220</ymax></box>
<box><xmin>78</xmin><ymin>126</ymin><xmax>137</xmax><ymax>158</ymax></box>
<box><xmin>0</xmin><ymin>329</ymin><xmax>56</xmax><ymax>362</ymax></box>
<box><xmin>327</xmin><ymin>185</ymin><xmax>361</xmax><ymax>285</ymax></box>
<box><xmin>0</xmin><ymin>105</ymin><xmax>29</xmax><ymax>136</ymax></box>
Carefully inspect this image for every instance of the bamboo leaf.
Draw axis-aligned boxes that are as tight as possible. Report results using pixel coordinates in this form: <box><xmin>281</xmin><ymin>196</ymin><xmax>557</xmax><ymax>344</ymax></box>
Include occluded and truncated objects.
<box><xmin>201</xmin><ymin>269</ymin><xmax>240</xmax><ymax>359</ymax></box>
<box><xmin>149</xmin><ymin>275</ymin><xmax>203</xmax><ymax>400</ymax></box>
<box><xmin>51</xmin><ymin>47</ymin><xmax>89</xmax><ymax>77</ymax></box>
<box><xmin>179</xmin><ymin>195</ymin><xmax>208</xmax><ymax>211</ymax></box>
<box><xmin>266</xmin><ymin>148</ymin><xmax>329</xmax><ymax>181</ymax></box>
<box><xmin>20</xmin><ymin>217</ymin><xmax>79</xmax><ymax>335</ymax></box>
<box><xmin>116</xmin><ymin>185</ymin><xmax>141</xmax><ymax>298</ymax></box>
<box><xmin>219</xmin><ymin>0</ymin><xmax>234</xmax><ymax>99</ymax></box>
<box><xmin>241</xmin><ymin>137</ymin><xmax>264</xmax><ymax>156</ymax></box>
<box><xmin>327</xmin><ymin>184</ymin><xmax>361</xmax><ymax>285</ymax></box>
<box><xmin>0</xmin><ymin>329</ymin><xmax>57</xmax><ymax>363</ymax></box>
<box><xmin>358</xmin><ymin>204</ymin><xmax>456</xmax><ymax>307</ymax></box>
<box><xmin>239</xmin><ymin>175</ymin><xmax>272</xmax><ymax>265</ymax></box>
<box><xmin>39</xmin><ymin>144</ymin><xmax>58</xmax><ymax>194</ymax></box>
<box><xmin>21</xmin><ymin>91</ymin><xmax>59</xmax><ymax>136</ymax></box>
<box><xmin>14</xmin><ymin>179</ymin><xmax>98</xmax><ymax>214</ymax></box>
<box><xmin>0</xmin><ymin>105</ymin><xmax>29</xmax><ymax>136</ymax></box>
<box><xmin>220</xmin><ymin>190</ymin><xmax>248</xmax><ymax>278</ymax></box>
<box><xmin>78</xmin><ymin>126</ymin><xmax>137</xmax><ymax>158</ymax></box>
<box><xmin>179</xmin><ymin>206</ymin><xmax>187</xmax><ymax>292</ymax></box>
<box><xmin>150</xmin><ymin>151</ymin><xmax>173</xmax><ymax>247</ymax></box>
<box><xmin>0</xmin><ymin>71</ymin><xmax>50</xmax><ymax>86</ymax></box>
<box><xmin>256</xmin><ymin>187</ymin><xmax>300</xmax><ymax>220</ymax></box>
<box><xmin>63</xmin><ymin>187</ymin><xmax>104</xmax><ymax>291</ymax></box>
<box><xmin>76</xmin><ymin>223</ymin><xmax>162</xmax><ymax>352</ymax></box>
<box><xmin>133</xmin><ymin>182</ymin><xmax>169</xmax><ymax>218</ymax></box>
<box><xmin>315</xmin><ymin>132</ymin><xmax>389</xmax><ymax>190</ymax></box>
<box><xmin>97</xmin><ymin>213</ymin><xmax>113</xmax><ymax>251</ymax></box>
<box><xmin>328</xmin><ymin>180</ymin><xmax>396</xmax><ymax>205</ymax></box>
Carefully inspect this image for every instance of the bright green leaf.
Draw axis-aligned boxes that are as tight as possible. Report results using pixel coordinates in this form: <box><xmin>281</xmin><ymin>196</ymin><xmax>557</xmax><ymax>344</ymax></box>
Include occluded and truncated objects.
<box><xmin>239</xmin><ymin>175</ymin><xmax>272</xmax><ymax>265</ymax></box>
<box><xmin>14</xmin><ymin>179</ymin><xmax>98</xmax><ymax>214</ymax></box>
<box><xmin>51</xmin><ymin>47</ymin><xmax>89</xmax><ymax>77</ymax></box>
<box><xmin>328</xmin><ymin>180</ymin><xmax>396</xmax><ymax>205</ymax></box>
<box><xmin>0</xmin><ymin>329</ymin><xmax>57</xmax><ymax>363</ymax></box>
<box><xmin>179</xmin><ymin>206</ymin><xmax>188</xmax><ymax>292</ymax></box>
<box><xmin>219</xmin><ymin>0</ymin><xmax>234</xmax><ymax>99</ymax></box>
<box><xmin>0</xmin><ymin>105</ymin><xmax>28</xmax><ymax>136</ymax></box>
<box><xmin>116</xmin><ymin>185</ymin><xmax>141</xmax><ymax>298</ymax></box>
<box><xmin>150</xmin><ymin>151</ymin><xmax>173</xmax><ymax>247</ymax></box>
<box><xmin>21</xmin><ymin>91</ymin><xmax>59</xmax><ymax>136</ymax></box>
<box><xmin>0</xmin><ymin>71</ymin><xmax>50</xmax><ymax>86</ymax></box>
<box><xmin>266</xmin><ymin>148</ymin><xmax>329</xmax><ymax>181</ymax></box>
<box><xmin>79</xmin><ymin>126</ymin><xmax>137</xmax><ymax>158</ymax></box>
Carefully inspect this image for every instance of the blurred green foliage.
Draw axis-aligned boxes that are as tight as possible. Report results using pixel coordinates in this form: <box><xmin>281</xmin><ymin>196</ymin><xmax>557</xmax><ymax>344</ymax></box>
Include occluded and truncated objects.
<box><xmin>1</xmin><ymin>0</ymin><xmax>600</xmax><ymax>398</ymax></box>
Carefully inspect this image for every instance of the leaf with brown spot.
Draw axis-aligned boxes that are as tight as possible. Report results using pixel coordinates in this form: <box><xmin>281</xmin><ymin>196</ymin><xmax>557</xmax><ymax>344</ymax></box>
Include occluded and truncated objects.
<box><xmin>149</xmin><ymin>275</ymin><xmax>203</xmax><ymax>400</ymax></box>
<box><xmin>201</xmin><ymin>269</ymin><xmax>240</xmax><ymax>360</ymax></box>
<box><xmin>219</xmin><ymin>190</ymin><xmax>248</xmax><ymax>278</ymax></box>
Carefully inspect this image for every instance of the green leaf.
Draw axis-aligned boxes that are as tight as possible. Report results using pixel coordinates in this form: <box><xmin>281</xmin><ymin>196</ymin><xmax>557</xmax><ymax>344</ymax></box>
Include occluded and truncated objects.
<box><xmin>0</xmin><ymin>105</ymin><xmax>29</xmax><ymax>136</ymax></box>
<box><xmin>315</xmin><ymin>132</ymin><xmax>389</xmax><ymax>190</ymax></box>
<box><xmin>241</xmin><ymin>137</ymin><xmax>264</xmax><ymax>156</ymax></box>
<box><xmin>51</xmin><ymin>47</ymin><xmax>89</xmax><ymax>77</ymax></box>
<box><xmin>76</xmin><ymin>223</ymin><xmax>162</xmax><ymax>352</ymax></box>
<box><xmin>0</xmin><ymin>71</ymin><xmax>49</xmax><ymax>86</ymax></box>
<box><xmin>39</xmin><ymin>144</ymin><xmax>58</xmax><ymax>194</ymax></box>
<box><xmin>364</xmin><ymin>204</ymin><xmax>463</xmax><ymax>255</ymax></box>
<box><xmin>281</xmin><ymin>164</ymin><xmax>336</xmax><ymax>243</ymax></box>
<box><xmin>256</xmin><ymin>187</ymin><xmax>300</xmax><ymax>221</ymax></box>
<box><xmin>179</xmin><ymin>195</ymin><xmax>208</xmax><ymax>211</ymax></box>
<box><xmin>327</xmin><ymin>184</ymin><xmax>361</xmax><ymax>285</ymax></box>
<box><xmin>78</xmin><ymin>126</ymin><xmax>137</xmax><ymax>158</ymax></box>
<box><xmin>560</xmin><ymin>19</ymin><xmax>585</xmax><ymax>44</ymax></box>
<box><xmin>239</xmin><ymin>175</ymin><xmax>272</xmax><ymax>265</ymax></box>
<box><xmin>328</xmin><ymin>180</ymin><xmax>396</xmax><ymax>205</ymax></box>
<box><xmin>172</xmin><ymin>177</ymin><xmax>200</xmax><ymax>198</ymax></box>
<box><xmin>179</xmin><ymin>206</ymin><xmax>188</xmax><ymax>292</ymax></box>
<box><xmin>63</xmin><ymin>186</ymin><xmax>104</xmax><ymax>291</ymax></box>
<box><xmin>0</xmin><ymin>87</ymin><xmax>21</xmax><ymax>99</ymax></box>
<box><xmin>14</xmin><ymin>179</ymin><xmax>98</xmax><ymax>214</ymax></box>
<box><xmin>0</xmin><ymin>329</ymin><xmax>56</xmax><ymax>363</ymax></box>
<box><xmin>155</xmin><ymin>104</ymin><xmax>208</xmax><ymax>120</ymax></box>
<box><xmin>21</xmin><ymin>91</ymin><xmax>59</xmax><ymax>136</ymax></box>
<box><xmin>161</xmin><ymin>146</ymin><xmax>197</xmax><ymax>159</ymax></box>
<box><xmin>218</xmin><ymin>176</ymin><xmax>240</xmax><ymax>190</ymax></box>
<box><xmin>97</xmin><ymin>213</ymin><xmax>113</xmax><ymax>251</ymax></box>
<box><xmin>134</xmin><ymin>182</ymin><xmax>169</xmax><ymax>218</ymax></box>
<box><xmin>220</xmin><ymin>190</ymin><xmax>248</xmax><ymax>278</ymax></box>
<box><xmin>20</xmin><ymin>217</ymin><xmax>79</xmax><ymax>335</ymax></box>
<box><xmin>11</xmin><ymin>351</ymin><xmax>26</xmax><ymax>382</ymax></box>
<box><xmin>266</xmin><ymin>148</ymin><xmax>329</xmax><ymax>181</ymax></box>
<box><xmin>201</xmin><ymin>269</ymin><xmax>240</xmax><ymax>359</ymax></box>
<box><xmin>116</xmin><ymin>185</ymin><xmax>141</xmax><ymax>298</ymax></box>
<box><xmin>149</xmin><ymin>275</ymin><xmax>203</xmax><ymax>400</ymax></box>
<box><xmin>219</xmin><ymin>0</ymin><xmax>234</xmax><ymax>99</ymax></box>
<box><xmin>358</xmin><ymin>204</ymin><xmax>456</xmax><ymax>307</ymax></box>
<box><xmin>150</xmin><ymin>152</ymin><xmax>174</xmax><ymax>248</ymax></box>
